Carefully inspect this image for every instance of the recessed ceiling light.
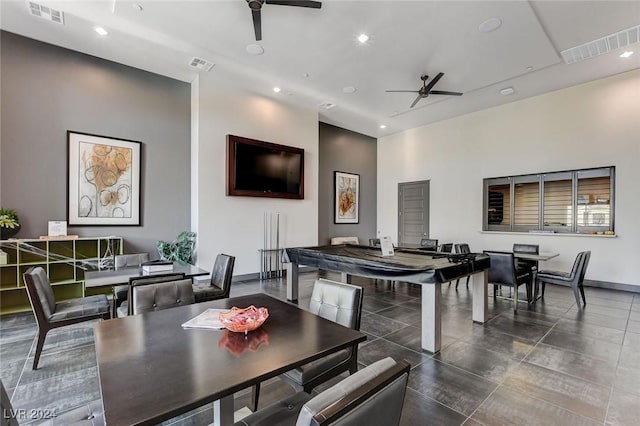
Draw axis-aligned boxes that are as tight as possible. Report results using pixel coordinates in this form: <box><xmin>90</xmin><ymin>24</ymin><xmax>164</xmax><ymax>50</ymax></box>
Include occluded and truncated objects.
<box><xmin>620</xmin><ymin>51</ymin><xmax>634</xmax><ymax>58</ymax></box>
<box><xmin>94</xmin><ymin>26</ymin><xmax>108</xmax><ymax>36</ymax></box>
<box><xmin>343</xmin><ymin>86</ymin><xmax>357</xmax><ymax>94</ymax></box>
<box><xmin>246</xmin><ymin>44</ymin><xmax>264</xmax><ymax>55</ymax></box>
<box><xmin>357</xmin><ymin>34</ymin><xmax>369</xmax><ymax>43</ymax></box>
<box><xmin>302</xmin><ymin>72</ymin><xmax>310</xmax><ymax>78</ymax></box>
<box><xmin>500</xmin><ymin>87</ymin><xmax>515</xmax><ymax>96</ymax></box>
<box><xmin>478</xmin><ymin>17</ymin><xmax>502</xmax><ymax>33</ymax></box>
<box><xmin>379</xmin><ymin>125</ymin><xmax>387</xmax><ymax>129</ymax></box>
<box><xmin>132</xmin><ymin>3</ymin><xmax>143</xmax><ymax>11</ymax></box>
<box><xmin>273</xmin><ymin>87</ymin><xmax>281</xmax><ymax>93</ymax></box>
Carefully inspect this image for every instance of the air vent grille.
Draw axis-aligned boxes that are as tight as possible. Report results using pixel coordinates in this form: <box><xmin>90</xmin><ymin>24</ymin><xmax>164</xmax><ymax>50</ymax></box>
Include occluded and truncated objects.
<box><xmin>561</xmin><ymin>25</ymin><xmax>640</xmax><ymax>64</ymax></box>
<box><xmin>189</xmin><ymin>57</ymin><xmax>215</xmax><ymax>72</ymax></box>
<box><xmin>28</xmin><ymin>2</ymin><xmax>64</xmax><ymax>24</ymax></box>
<box><xmin>318</xmin><ymin>102</ymin><xmax>336</xmax><ymax>110</ymax></box>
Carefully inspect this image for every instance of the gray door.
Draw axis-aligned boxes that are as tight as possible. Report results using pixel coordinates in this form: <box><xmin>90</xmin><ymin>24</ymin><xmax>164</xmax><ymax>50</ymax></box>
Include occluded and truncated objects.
<box><xmin>398</xmin><ymin>181</ymin><xmax>430</xmax><ymax>247</ymax></box>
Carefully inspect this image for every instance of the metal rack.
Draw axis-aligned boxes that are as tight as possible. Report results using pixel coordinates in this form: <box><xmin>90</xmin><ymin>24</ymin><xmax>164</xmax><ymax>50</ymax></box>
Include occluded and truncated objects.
<box><xmin>259</xmin><ymin>212</ymin><xmax>283</xmax><ymax>280</ymax></box>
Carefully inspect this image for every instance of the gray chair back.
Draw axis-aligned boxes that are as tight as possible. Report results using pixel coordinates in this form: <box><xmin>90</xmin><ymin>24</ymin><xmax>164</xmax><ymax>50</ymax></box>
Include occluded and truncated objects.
<box><xmin>455</xmin><ymin>243</ymin><xmax>470</xmax><ymax>254</ymax></box>
<box><xmin>485</xmin><ymin>251</ymin><xmax>518</xmax><ymax>286</ymax></box>
<box><xmin>123</xmin><ymin>273</ymin><xmax>186</xmax><ymax>316</ymax></box>
<box><xmin>577</xmin><ymin>251</ymin><xmax>591</xmax><ymax>284</ymax></box>
<box><xmin>310</xmin><ymin>278</ymin><xmax>363</xmax><ymax>330</ymax></box>
<box><xmin>115</xmin><ymin>253</ymin><xmax>149</xmax><ymax>270</ymax></box>
<box><xmin>296</xmin><ymin>357</ymin><xmax>410</xmax><ymax>426</ymax></box>
<box><xmin>368</xmin><ymin>238</ymin><xmax>381</xmax><ymax>247</ymax></box>
<box><xmin>131</xmin><ymin>278</ymin><xmax>195</xmax><ymax>315</ymax></box>
<box><xmin>419</xmin><ymin>239</ymin><xmax>438</xmax><ymax>250</ymax></box>
<box><xmin>330</xmin><ymin>237</ymin><xmax>359</xmax><ymax>245</ymax></box>
<box><xmin>513</xmin><ymin>244</ymin><xmax>539</xmax><ymax>255</ymax></box>
<box><xmin>23</xmin><ymin>266</ymin><xmax>56</xmax><ymax>323</ymax></box>
<box><xmin>211</xmin><ymin>254</ymin><xmax>235</xmax><ymax>298</ymax></box>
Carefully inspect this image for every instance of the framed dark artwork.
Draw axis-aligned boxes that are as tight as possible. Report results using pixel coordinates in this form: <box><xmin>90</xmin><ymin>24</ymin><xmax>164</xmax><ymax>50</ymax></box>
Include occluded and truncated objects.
<box><xmin>334</xmin><ymin>171</ymin><xmax>359</xmax><ymax>224</ymax></box>
<box><xmin>67</xmin><ymin>131</ymin><xmax>141</xmax><ymax>226</ymax></box>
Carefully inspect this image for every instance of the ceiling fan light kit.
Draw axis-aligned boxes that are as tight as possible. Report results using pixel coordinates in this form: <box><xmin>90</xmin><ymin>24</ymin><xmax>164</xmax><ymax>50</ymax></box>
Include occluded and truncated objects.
<box><xmin>386</xmin><ymin>72</ymin><xmax>463</xmax><ymax>108</ymax></box>
<box><xmin>245</xmin><ymin>0</ymin><xmax>322</xmax><ymax>41</ymax></box>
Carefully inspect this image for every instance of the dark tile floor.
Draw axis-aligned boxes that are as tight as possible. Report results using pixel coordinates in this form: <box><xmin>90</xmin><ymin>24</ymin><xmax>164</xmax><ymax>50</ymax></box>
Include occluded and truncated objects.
<box><xmin>1</xmin><ymin>271</ymin><xmax>639</xmax><ymax>425</ymax></box>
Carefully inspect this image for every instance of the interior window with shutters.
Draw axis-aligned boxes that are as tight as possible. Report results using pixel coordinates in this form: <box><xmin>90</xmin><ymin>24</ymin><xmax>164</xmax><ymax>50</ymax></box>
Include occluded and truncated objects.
<box><xmin>577</xmin><ymin>168</ymin><xmax>612</xmax><ymax>232</ymax></box>
<box><xmin>483</xmin><ymin>166</ymin><xmax>614</xmax><ymax>234</ymax></box>
<box><xmin>513</xmin><ymin>177</ymin><xmax>539</xmax><ymax>231</ymax></box>
<box><xmin>485</xmin><ymin>179</ymin><xmax>511</xmax><ymax>231</ymax></box>
<box><xmin>543</xmin><ymin>172</ymin><xmax>572</xmax><ymax>232</ymax></box>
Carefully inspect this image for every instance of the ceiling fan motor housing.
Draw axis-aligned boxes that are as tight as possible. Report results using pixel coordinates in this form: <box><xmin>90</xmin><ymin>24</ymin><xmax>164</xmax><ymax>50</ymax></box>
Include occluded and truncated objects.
<box><xmin>247</xmin><ymin>0</ymin><xmax>264</xmax><ymax>10</ymax></box>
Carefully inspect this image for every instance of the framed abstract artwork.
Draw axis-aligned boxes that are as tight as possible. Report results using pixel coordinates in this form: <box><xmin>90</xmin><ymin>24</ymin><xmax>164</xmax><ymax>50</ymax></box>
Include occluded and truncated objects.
<box><xmin>334</xmin><ymin>171</ymin><xmax>359</xmax><ymax>224</ymax></box>
<box><xmin>67</xmin><ymin>131</ymin><xmax>141</xmax><ymax>226</ymax></box>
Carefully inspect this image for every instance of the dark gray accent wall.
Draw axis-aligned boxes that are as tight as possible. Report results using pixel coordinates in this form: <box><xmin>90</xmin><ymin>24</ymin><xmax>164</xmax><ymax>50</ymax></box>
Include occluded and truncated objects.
<box><xmin>0</xmin><ymin>32</ymin><xmax>191</xmax><ymax>254</ymax></box>
<box><xmin>319</xmin><ymin>122</ymin><xmax>377</xmax><ymax>245</ymax></box>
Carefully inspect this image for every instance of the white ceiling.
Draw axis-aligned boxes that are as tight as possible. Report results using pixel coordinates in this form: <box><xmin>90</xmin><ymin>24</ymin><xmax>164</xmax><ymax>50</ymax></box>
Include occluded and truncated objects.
<box><xmin>1</xmin><ymin>0</ymin><xmax>639</xmax><ymax>138</ymax></box>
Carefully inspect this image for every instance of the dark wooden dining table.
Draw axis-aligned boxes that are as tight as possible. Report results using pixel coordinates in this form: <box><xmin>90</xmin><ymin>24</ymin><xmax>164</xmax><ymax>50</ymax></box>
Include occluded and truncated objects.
<box><xmin>93</xmin><ymin>293</ymin><xmax>366</xmax><ymax>426</ymax></box>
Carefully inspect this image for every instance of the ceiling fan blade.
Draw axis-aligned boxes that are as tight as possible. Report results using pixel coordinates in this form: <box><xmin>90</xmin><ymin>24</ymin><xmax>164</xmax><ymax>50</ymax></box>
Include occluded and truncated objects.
<box><xmin>424</xmin><ymin>72</ymin><xmax>444</xmax><ymax>92</ymax></box>
<box><xmin>252</xmin><ymin>9</ymin><xmax>262</xmax><ymax>41</ymax></box>
<box><xmin>429</xmin><ymin>90</ymin><xmax>463</xmax><ymax>96</ymax></box>
<box><xmin>385</xmin><ymin>90</ymin><xmax>419</xmax><ymax>93</ymax></box>
<box><xmin>410</xmin><ymin>95</ymin><xmax>422</xmax><ymax>108</ymax></box>
<box><xmin>266</xmin><ymin>0</ymin><xmax>322</xmax><ymax>8</ymax></box>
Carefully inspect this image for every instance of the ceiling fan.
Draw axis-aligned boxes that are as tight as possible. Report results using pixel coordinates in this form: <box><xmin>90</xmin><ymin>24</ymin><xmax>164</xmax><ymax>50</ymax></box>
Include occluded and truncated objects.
<box><xmin>245</xmin><ymin>0</ymin><xmax>322</xmax><ymax>41</ymax></box>
<box><xmin>386</xmin><ymin>73</ymin><xmax>463</xmax><ymax>108</ymax></box>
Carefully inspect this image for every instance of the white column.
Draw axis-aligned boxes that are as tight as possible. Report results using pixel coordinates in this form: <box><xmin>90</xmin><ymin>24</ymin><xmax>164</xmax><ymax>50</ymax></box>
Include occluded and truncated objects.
<box><xmin>421</xmin><ymin>282</ymin><xmax>441</xmax><ymax>353</ymax></box>
<box><xmin>212</xmin><ymin>395</ymin><xmax>234</xmax><ymax>426</ymax></box>
<box><xmin>471</xmin><ymin>270</ymin><xmax>489</xmax><ymax>323</ymax></box>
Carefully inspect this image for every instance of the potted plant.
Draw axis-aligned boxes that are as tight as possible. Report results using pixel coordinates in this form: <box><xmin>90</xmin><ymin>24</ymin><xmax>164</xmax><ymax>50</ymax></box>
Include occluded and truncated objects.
<box><xmin>0</xmin><ymin>208</ymin><xmax>21</xmax><ymax>239</ymax></box>
<box><xmin>157</xmin><ymin>231</ymin><xmax>196</xmax><ymax>265</ymax></box>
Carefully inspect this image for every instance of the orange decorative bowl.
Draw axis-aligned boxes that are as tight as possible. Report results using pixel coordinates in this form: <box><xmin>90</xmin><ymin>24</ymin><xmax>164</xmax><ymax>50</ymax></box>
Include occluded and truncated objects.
<box><xmin>219</xmin><ymin>305</ymin><xmax>269</xmax><ymax>334</ymax></box>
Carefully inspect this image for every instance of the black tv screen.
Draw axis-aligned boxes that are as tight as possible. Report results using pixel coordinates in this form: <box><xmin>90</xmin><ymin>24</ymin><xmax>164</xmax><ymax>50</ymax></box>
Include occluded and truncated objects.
<box><xmin>226</xmin><ymin>135</ymin><xmax>304</xmax><ymax>199</ymax></box>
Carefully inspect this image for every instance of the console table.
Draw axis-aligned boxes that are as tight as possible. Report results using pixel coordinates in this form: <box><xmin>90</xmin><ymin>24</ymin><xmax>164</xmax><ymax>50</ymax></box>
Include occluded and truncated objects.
<box><xmin>0</xmin><ymin>237</ymin><xmax>122</xmax><ymax>314</ymax></box>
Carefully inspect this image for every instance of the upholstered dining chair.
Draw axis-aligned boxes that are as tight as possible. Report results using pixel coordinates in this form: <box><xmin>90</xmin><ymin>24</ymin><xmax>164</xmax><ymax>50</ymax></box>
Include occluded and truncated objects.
<box><xmin>513</xmin><ymin>243</ymin><xmax>539</xmax><ymax>273</ymax></box>
<box><xmin>2</xmin><ymin>379</ymin><xmax>104</xmax><ymax>425</ymax></box>
<box><xmin>484</xmin><ymin>251</ymin><xmax>532</xmax><ymax>311</ymax></box>
<box><xmin>192</xmin><ymin>254</ymin><xmax>235</xmax><ymax>303</ymax></box>
<box><xmin>251</xmin><ymin>278</ymin><xmax>364</xmax><ymax>412</ymax></box>
<box><xmin>23</xmin><ymin>267</ymin><xmax>110</xmax><ymax>370</ymax></box>
<box><xmin>454</xmin><ymin>243</ymin><xmax>471</xmax><ymax>289</ymax></box>
<box><xmin>419</xmin><ymin>238</ymin><xmax>438</xmax><ymax>250</ymax></box>
<box><xmin>111</xmin><ymin>253</ymin><xmax>150</xmax><ymax>317</ymax></box>
<box><xmin>537</xmin><ymin>251</ymin><xmax>591</xmax><ymax>307</ymax></box>
<box><xmin>440</xmin><ymin>243</ymin><xmax>453</xmax><ymax>253</ymax></box>
<box><xmin>237</xmin><ymin>357</ymin><xmax>410</xmax><ymax>426</ymax></box>
<box><xmin>130</xmin><ymin>278</ymin><xmax>194</xmax><ymax>315</ymax></box>
<box><xmin>116</xmin><ymin>273</ymin><xmax>186</xmax><ymax>318</ymax></box>
<box><xmin>368</xmin><ymin>238</ymin><xmax>381</xmax><ymax>247</ymax></box>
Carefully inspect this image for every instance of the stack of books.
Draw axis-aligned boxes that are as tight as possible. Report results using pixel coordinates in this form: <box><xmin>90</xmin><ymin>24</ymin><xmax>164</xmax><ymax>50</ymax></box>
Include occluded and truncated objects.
<box><xmin>141</xmin><ymin>260</ymin><xmax>174</xmax><ymax>273</ymax></box>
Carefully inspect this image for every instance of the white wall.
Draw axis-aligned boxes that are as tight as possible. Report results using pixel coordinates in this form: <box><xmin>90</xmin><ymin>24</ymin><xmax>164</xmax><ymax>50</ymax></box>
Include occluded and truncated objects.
<box><xmin>378</xmin><ymin>69</ymin><xmax>640</xmax><ymax>286</ymax></box>
<box><xmin>193</xmin><ymin>76</ymin><xmax>319</xmax><ymax>275</ymax></box>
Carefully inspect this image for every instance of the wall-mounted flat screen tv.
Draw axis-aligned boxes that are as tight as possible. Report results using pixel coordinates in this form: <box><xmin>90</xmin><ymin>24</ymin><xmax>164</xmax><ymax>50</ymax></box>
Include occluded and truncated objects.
<box><xmin>226</xmin><ymin>135</ymin><xmax>304</xmax><ymax>199</ymax></box>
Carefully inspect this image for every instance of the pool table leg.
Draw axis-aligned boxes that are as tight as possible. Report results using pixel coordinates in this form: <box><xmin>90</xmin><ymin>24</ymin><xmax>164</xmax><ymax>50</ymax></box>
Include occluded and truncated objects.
<box><xmin>471</xmin><ymin>270</ymin><xmax>488</xmax><ymax>323</ymax></box>
<box><xmin>213</xmin><ymin>395</ymin><xmax>234</xmax><ymax>426</ymax></box>
<box><xmin>421</xmin><ymin>282</ymin><xmax>441</xmax><ymax>353</ymax></box>
<box><xmin>286</xmin><ymin>263</ymin><xmax>299</xmax><ymax>301</ymax></box>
